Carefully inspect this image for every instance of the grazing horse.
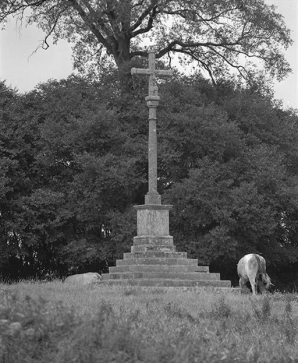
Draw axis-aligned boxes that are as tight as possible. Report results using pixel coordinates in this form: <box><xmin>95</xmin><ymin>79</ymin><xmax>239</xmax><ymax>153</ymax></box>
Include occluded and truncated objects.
<box><xmin>237</xmin><ymin>254</ymin><xmax>271</xmax><ymax>295</ymax></box>
<box><xmin>64</xmin><ymin>272</ymin><xmax>101</xmax><ymax>286</ymax></box>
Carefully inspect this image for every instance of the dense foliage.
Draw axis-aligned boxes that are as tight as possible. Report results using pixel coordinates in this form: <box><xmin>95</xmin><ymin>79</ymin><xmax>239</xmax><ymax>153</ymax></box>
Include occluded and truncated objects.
<box><xmin>0</xmin><ymin>76</ymin><xmax>146</xmax><ymax>279</ymax></box>
<box><xmin>1</xmin><ymin>72</ymin><xmax>298</xmax><ymax>289</ymax></box>
<box><xmin>159</xmin><ymin>77</ymin><xmax>298</xmax><ymax>288</ymax></box>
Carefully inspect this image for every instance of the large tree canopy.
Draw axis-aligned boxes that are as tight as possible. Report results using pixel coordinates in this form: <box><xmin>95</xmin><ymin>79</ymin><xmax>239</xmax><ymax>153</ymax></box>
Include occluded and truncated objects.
<box><xmin>0</xmin><ymin>0</ymin><xmax>293</xmax><ymax>85</ymax></box>
<box><xmin>1</xmin><ymin>74</ymin><xmax>298</xmax><ymax>288</ymax></box>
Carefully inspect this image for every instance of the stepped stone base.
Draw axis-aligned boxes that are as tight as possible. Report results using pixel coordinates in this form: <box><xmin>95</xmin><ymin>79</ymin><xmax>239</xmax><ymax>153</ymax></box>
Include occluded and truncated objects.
<box><xmin>100</xmin><ymin>205</ymin><xmax>231</xmax><ymax>289</ymax></box>
<box><xmin>101</xmin><ymin>236</ymin><xmax>231</xmax><ymax>289</ymax></box>
<box><xmin>101</xmin><ymin>278</ymin><xmax>231</xmax><ymax>288</ymax></box>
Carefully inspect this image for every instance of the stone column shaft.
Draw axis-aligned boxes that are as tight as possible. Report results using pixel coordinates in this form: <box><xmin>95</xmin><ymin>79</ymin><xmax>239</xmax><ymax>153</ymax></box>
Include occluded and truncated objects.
<box><xmin>145</xmin><ymin>99</ymin><xmax>161</xmax><ymax>205</ymax></box>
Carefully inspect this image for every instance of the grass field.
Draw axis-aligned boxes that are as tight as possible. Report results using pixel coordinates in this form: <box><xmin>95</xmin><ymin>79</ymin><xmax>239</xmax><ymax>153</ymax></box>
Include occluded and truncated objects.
<box><xmin>0</xmin><ymin>281</ymin><xmax>298</xmax><ymax>362</ymax></box>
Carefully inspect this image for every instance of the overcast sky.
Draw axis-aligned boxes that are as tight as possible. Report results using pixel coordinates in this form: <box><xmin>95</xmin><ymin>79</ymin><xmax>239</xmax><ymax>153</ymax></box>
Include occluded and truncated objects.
<box><xmin>0</xmin><ymin>0</ymin><xmax>297</xmax><ymax>110</ymax></box>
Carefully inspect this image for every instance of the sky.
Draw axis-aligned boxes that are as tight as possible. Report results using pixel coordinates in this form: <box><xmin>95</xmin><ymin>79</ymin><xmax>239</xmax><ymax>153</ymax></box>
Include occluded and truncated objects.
<box><xmin>0</xmin><ymin>0</ymin><xmax>297</xmax><ymax>110</ymax></box>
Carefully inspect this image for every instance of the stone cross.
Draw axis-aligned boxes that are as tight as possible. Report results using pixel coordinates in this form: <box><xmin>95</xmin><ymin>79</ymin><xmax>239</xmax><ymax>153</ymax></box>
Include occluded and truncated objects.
<box><xmin>131</xmin><ymin>49</ymin><xmax>173</xmax><ymax>205</ymax></box>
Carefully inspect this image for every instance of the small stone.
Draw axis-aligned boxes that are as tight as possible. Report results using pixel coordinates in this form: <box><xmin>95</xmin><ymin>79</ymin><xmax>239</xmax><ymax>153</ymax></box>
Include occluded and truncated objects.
<box><xmin>15</xmin><ymin>313</ymin><xmax>25</xmax><ymax>319</ymax></box>
<box><xmin>23</xmin><ymin>328</ymin><xmax>35</xmax><ymax>338</ymax></box>
<box><xmin>8</xmin><ymin>322</ymin><xmax>22</xmax><ymax>336</ymax></box>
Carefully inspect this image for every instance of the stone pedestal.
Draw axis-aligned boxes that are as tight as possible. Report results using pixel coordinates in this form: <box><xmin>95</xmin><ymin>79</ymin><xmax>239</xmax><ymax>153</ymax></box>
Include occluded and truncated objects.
<box><xmin>101</xmin><ymin>204</ymin><xmax>232</xmax><ymax>289</ymax></box>
<box><xmin>135</xmin><ymin>204</ymin><xmax>172</xmax><ymax>236</ymax></box>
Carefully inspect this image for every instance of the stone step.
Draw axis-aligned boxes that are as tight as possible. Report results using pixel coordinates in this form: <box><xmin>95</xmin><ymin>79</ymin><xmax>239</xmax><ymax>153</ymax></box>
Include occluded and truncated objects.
<box><xmin>109</xmin><ymin>265</ymin><xmax>209</xmax><ymax>273</ymax></box>
<box><xmin>133</xmin><ymin>236</ymin><xmax>174</xmax><ymax>246</ymax></box>
<box><xmin>96</xmin><ymin>284</ymin><xmax>239</xmax><ymax>293</ymax></box>
<box><xmin>131</xmin><ymin>245</ymin><xmax>176</xmax><ymax>253</ymax></box>
<box><xmin>116</xmin><ymin>257</ymin><xmax>199</xmax><ymax>266</ymax></box>
<box><xmin>123</xmin><ymin>251</ymin><xmax>187</xmax><ymax>259</ymax></box>
<box><xmin>102</xmin><ymin>271</ymin><xmax>220</xmax><ymax>280</ymax></box>
<box><xmin>100</xmin><ymin>278</ymin><xmax>231</xmax><ymax>288</ymax></box>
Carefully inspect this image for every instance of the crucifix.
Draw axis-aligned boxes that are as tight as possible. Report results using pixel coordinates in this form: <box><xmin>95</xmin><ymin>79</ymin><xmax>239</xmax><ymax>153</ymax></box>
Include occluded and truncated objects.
<box><xmin>131</xmin><ymin>49</ymin><xmax>173</xmax><ymax>205</ymax></box>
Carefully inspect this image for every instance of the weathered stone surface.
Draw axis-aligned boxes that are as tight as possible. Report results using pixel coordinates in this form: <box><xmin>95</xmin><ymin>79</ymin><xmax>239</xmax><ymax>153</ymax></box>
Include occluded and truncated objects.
<box><xmin>116</xmin><ymin>257</ymin><xmax>199</xmax><ymax>266</ymax></box>
<box><xmin>131</xmin><ymin>50</ymin><xmax>173</xmax><ymax>207</ymax></box>
<box><xmin>101</xmin><ymin>271</ymin><xmax>220</xmax><ymax>280</ymax></box>
<box><xmin>108</xmin><ymin>265</ymin><xmax>209</xmax><ymax>273</ymax></box>
<box><xmin>113</xmin><ymin>51</ymin><xmax>232</xmax><ymax>289</ymax></box>
<box><xmin>101</xmin><ymin>190</ymin><xmax>230</xmax><ymax>288</ymax></box>
<box><xmin>135</xmin><ymin>205</ymin><xmax>172</xmax><ymax>236</ymax></box>
<box><xmin>64</xmin><ymin>272</ymin><xmax>101</xmax><ymax>285</ymax></box>
<box><xmin>101</xmin><ymin>248</ymin><xmax>230</xmax><ymax>288</ymax></box>
<box><xmin>123</xmin><ymin>251</ymin><xmax>187</xmax><ymax>259</ymax></box>
<box><xmin>133</xmin><ymin>236</ymin><xmax>174</xmax><ymax>246</ymax></box>
<box><xmin>101</xmin><ymin>279</ymin><xmax>231</xmax><ymax>288</ymax></box>
<box><xmin>131</xmin><ymin>245</ymin><xmax>176</xmax><ymax>253</ymax></box>
<box><xmin>108</xmin><ymin>286</ymin><xmax>239</xmax><ymax>293</ymax></box>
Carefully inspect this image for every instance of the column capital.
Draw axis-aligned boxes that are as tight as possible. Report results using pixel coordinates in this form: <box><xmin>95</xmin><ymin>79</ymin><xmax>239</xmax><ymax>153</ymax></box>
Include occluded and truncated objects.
<box><xmin>145</xmin><ymin>95</ymin><xmax>160</xmax><ymax>102</ymax></box>
<box><xmin>134</xmin><ymin>204</ymin><xmax>173</xmax><ymax>211</ymax></box>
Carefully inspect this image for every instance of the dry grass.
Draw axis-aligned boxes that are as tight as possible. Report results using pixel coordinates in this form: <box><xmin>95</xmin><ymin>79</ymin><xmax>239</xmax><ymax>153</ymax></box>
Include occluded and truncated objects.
<box><xmin>1</xmin><ymin>281</ymin><xmax>298</xmax><ymax>362</ymax></box>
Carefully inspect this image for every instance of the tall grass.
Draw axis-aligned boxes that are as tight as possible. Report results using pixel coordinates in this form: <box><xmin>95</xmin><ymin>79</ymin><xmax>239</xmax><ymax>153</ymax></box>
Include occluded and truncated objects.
<box><xmin>0</xmin><ymin>281</ymin><xmax>298</xmax><ymax>362</ymax></box>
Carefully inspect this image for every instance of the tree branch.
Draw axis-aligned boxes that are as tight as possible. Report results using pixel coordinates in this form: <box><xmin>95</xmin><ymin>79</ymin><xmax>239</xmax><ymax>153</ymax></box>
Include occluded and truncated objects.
<box><xmin>130</xmin><ymin>0</ymin><xmax>158</xmax><ymax>33</ymax></box>
<box><xmin>162</xmin><ymin>5</ymin><xmax>241</xmax><ymax>23</ymax></box>
<box><xmin>68</xmin><ymin>0</ymin><xmax>112</xmax><ymax>53</ymax></box>
<box><xmin>156</xmin><ymin>37</ymin><xmax>246</xmax><ymax>59</ymax></box>
<box><xmin>39</xmin><ymin>5</ymin><xmax>70</xmax><ymax>50</ymax></box>
<box><xmin>105</xmin><ymin>1</ymin><xmax>122</xmax><ymax>37</ymax></box>
<box><xmin>0</xmin><ymin>0</ymin><xmax>46</xmax><ymax>22</ymax></box>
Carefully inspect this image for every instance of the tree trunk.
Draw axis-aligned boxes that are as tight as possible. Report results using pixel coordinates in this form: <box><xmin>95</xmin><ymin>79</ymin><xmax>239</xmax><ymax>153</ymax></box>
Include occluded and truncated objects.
<box><xmin>111</xmin><ymin>36</ymin><xmax>136</xmax><ymax>95</ymax></box>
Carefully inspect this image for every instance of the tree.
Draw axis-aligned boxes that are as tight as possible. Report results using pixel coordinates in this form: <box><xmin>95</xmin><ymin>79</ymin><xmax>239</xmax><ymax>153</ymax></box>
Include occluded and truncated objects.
<box><xmin>0</xmin><ymin>76</ymin><xmax>148</xmax><ymax>279</ymax></box>
<box><xmin>29</xmin><ymin>76</ymin><xmax>149</xmax><ymax>273</ymax></box>
<box><xmin>0</xmin><ymin>0</ymin><xmax>292</xmax><ymax>87</ymax></box>
<box><xmin>0</xmin><ymin>81</ymin><xmax>45</xmax><ymax>279</ymax></box>
<box><xmin>1</xmin><ymin>70</ymin><xmax>298</xmax><ymax>289</ymax></box>
<box><xmin>158</xmin><ymin>75</ymin><xmax>298</xmax><ymax>288</ymax></box>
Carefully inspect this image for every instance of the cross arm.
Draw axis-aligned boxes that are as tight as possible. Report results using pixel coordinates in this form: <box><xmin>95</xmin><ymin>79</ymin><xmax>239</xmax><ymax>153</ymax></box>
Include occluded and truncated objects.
<box><xmin>131</xmin><ymin>68</ymin><xmax>173</xmax><ymax>76</ymax></box>
<box><xmin>131</xmin><ymin>68</ymin><xmax>151</xmax><ymax>75</ymax></box>
<box><xmin>156</xmin><ymin>69</ymin><xmax>173</xmax><ymax>77</ymax></box>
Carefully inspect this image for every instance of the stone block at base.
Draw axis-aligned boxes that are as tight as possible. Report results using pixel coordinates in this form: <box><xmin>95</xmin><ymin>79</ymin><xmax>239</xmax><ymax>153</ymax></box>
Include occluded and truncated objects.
<box><xmin>100</xmin><ymin>278</ymin><xmax>231</xmax><ymax>288</ymax></box>
<box><xmin>135</xmin><ymin>204</ymin><xmax>172</xmax><ymax>236</ymax></box>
